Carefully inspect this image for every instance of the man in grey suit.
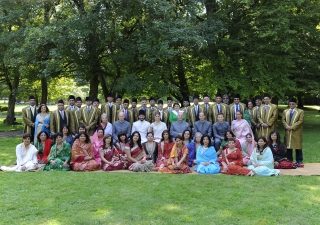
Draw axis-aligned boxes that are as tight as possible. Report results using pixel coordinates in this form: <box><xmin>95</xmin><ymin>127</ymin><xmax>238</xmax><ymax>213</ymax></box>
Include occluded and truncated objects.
<box><xmin>170</xmin><ymin>112</ymin><xmax>190</xmax><ymax>139</ymax></box>
<box><xmin>213</xmin><ymin>113</ymin><xmax>230</xmax><ymax>152</ymax></box>
<box><xmin>193</xmin><ymin>112</ymin><xmax>212</xmax><ymax>137</ymax></box>
<box><xmin>112</xmin><ymin>112</ymin><xmax>131</xmax><ymax>143</ymax></box>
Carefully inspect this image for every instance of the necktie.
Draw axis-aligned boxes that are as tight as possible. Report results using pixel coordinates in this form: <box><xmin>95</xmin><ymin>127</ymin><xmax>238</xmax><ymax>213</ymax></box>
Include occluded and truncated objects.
<box><xmin>195</xmin><ymin>105</ymin><xmax>198</xmax><ymax>116</ymax></box>
<box><xmin>132</xmin><ymin>108</ymin><xmax>136</xmax><ymax>118</ymax></box>
<box><xmin>236</xmin><ymin>104</ymin><xmax>239</xmax><ymax>112</ymax></box>
<box><xmin>60</xmin><ymin>111</ymin><xmax>65</xmax><ymax>119</ymax></box>
<box><xmin>31</xmin><ymin>107</ymin><xmax>34</xmax><ymax>116</ymax></box>
<box><xmin>168</xmin><ymin>107</ymin><xmax>171</xmax><ymax>112</ymax></box>
<box><xmin>217</xmin><ymin>104</ymin><xmax>221</xmax><ymax>113</ymax></box>
<box><xmin>290</xmin><ymin>109</ymin><xmax>294</xmax><ymax>122</ymax></box>
<box><xmin>234</xmin><ymin>105</ymin><xmax>239</xmax><ymax>120</ymax></box>
<box><xmin>265</xmin><ymin>105</ymin><xmax>269</xmax><ymax>116</ymax></box>
<box><xmin>71</xmin><ymin>106</ymin><xmax>74</xmax><ymax>110</ymax></box>
<box><xmin>87</xmin><ymin>107</ymin><xmax>91</xmax><ymax>115</ymax></box>
<box><xmin>206</xmin><ymin>104</ymin><xmax>208</xmax><ymax>112</ymax></box>
<box><xmin>256</xmin><ymin>106</ymin><xmax>259</xmax><ymax>122</ymax></box>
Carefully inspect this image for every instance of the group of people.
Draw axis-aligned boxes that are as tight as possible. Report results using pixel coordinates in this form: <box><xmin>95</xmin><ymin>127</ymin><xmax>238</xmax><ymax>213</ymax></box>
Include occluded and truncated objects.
<box><xmin>0</xmin><ymin>92</ymin><xmax>304</xmax><ymax>176</ymax></box>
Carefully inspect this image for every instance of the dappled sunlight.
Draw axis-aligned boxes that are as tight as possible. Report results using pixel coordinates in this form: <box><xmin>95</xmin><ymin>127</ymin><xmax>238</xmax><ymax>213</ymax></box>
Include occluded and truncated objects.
<box><xmin>298</xmin><ymin>184</ymin><xmax>320</xmax><ymax>191</ymax></box>
<box><xmin>94</xmin><ymin>208</ymin><xmax>112</xmax><ymax>219</ymax></box>
<box><xmin>162</xmin><ymin>204</ymin><xmax>181</xmax><ymax>211</ymax></box>
<box><xmin>305</xmin><ymin>106</ymin><xmax>320</xmax><ymax>111</ymax></box>
<box><xmin>43</xmin><ymin>220</ymin><xmax>62</xmax><ymax>225</ymax></box>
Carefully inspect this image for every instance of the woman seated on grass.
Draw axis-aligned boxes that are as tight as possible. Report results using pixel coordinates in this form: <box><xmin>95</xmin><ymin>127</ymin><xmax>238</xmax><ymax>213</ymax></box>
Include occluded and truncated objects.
<box><xmin>241</xmin><ymin>133</ymin><xmax>256</xmax><ymax>166</ymax></box>
<box><xmin>1</xmin><ymin>133</ymin><xmax>38</xmax><ymax>172</ymax></box>
<box><xmin>44</xmin><ymin>132</ymin><xmax>71</xmax><ymax>171</ymax></box>
<box><xmin>142</xmin><ymin>132</ymin><xmax>158</xmax><ymax>164</ymax></box>
<box><xmin>34</xmin><ymin>131</ymin><xmax>52</xmax><ymax>164</ymax></box>
<box><xmin>219</xmin><ymin>130</ymin><xmax>241</xmax><ymax>154</ymax></box>
<box><xmin>221</xmin><ymin>138</ymin><xmax>251</xmax><ymax>176</ymax></box>
<box><xmin>73</xmin><ymin>125</ymin><xmax>87</xmax><ymax>141</ymax></box>
<box><xmin>92</xmin><ymin>127</ymin><xmax>104</xmax><ymax>165</ymax></box>
<box><xmin>195</xmin><ymin>135</ymin><xmax>220</xmax><ymax>174</ymax></box>
<box><xmin>100</xmin><ymin>134</ymin><xmax>124</xmax><ymax>171</ymax></box>
<box><xmin>70</xmin><ymin>132</ymin><xmax>100</xmax><ymax>171</ymax></box>
<box><xmin>182</xmin><ymin>129</ymin><xmax>195</xmax><ymax>167</ymax></box>
<box><xmin>156</xmin><ymin>130</ymin><xmax>175</xmax><ymax>170</ymax></box>
<box><xmin>247</xmin><ymin>136</ymin><xmax>280</xmax><ymax>176</ymax></box>
<box><xmin>159</xmin><ymin>135</ymin><xmax>191</xmax><ymax>174</ymax></box>
<box><xmin>125</xmin><ymin>131</ymin><xmax>154</xmax><ymax>172</ymax></box>
<box><xmin>268</xmin><ymin>130</ymin><xmax>297</xmax><ymax>169</ymax></box>
<box><xmin>61</xmin><ymin>124</ymin><xmax>74</xmax><ymax>147</ymax></box>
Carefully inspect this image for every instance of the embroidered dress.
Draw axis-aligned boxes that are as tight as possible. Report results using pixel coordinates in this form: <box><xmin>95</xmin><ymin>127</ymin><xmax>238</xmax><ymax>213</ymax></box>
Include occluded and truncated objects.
<box><xmin>195</xmin><ymin>146</ymin><xmax>220</xmax><ymax>174</ymax></box>
<box><xmin>125</xmin><ymin>143</ymin><xmax>154</xmax><ymax>172</ymax></box>
<box><xmin>248</xmin><ymin>147</ymin><xmax>280</xmax><ymax>176</ymax></box>
<box><xmin>44</xmin><ymin>142</ymin><xmax>71</xmax><ymax>171</ymax></box>
<box><xmin>221</xmin><ymin>148</ymin><xmax>250</xmax><ymax>175</ymax></box>
<box><xmin>101</xmin><ymin>146</ymin><xmax>124</xmax><ymax>171</ymax></box>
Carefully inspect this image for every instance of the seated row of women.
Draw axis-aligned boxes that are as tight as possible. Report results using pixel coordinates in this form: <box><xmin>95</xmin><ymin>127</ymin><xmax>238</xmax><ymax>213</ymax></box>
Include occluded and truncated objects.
<box><xmin>1</xmin><ymin>127</ymin><xmax>295</xmax><ymax>176</ymax></box>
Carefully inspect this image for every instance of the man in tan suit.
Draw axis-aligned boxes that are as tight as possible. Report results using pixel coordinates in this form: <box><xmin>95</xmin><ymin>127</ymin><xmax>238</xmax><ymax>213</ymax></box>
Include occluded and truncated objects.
<box><xmin>22</xmin><ymin>95</ymin><xmax>37</xmax><ymax>141</ymax></box>
<box><xmin>101</xmin><ymin>93</ymin><xmax>118</xmax><ymax>124</ymax></box>
<box><xmin>72</xmin><ymin>97</ymin><xmax>82</xmax><ymax>134</ymax></box>
<box><xmin>65</xmin><ymin>95</ymin><xmax>76</xmax><ymax>111</ymax></box>
<box><xmin>138</xmin><ymin>97</ymin><xmax>152</xmax><ymax>123</ymax></box>
<box><xmin>258</xmin><ymin>93</ymin><xmax>278</xmax><ymax>139</ymax></box>
<box><xmin>212</xmin><ymin>93</ymin><xmax>229</xmax><ymax>124</ymax></box>
<box><xmin>282</xmin><ymin>98</ymin><xmax>304</xmax><ymax>166</ymax></box>
<box><xmin>164</xmin><ymin>97</ymin><xmax>173</xmax><ymax>114</ymax></box>
<box><xmin>50</xmin><ymin>99</ymin><xmax>73</xmax><ymax>135</ymax></box>
<box><xmin>188</xmin><ymin>94</ymin><xmax>204</xmax><ymax>128</ymax></box>
<box><xmin>79</xmin><ymin>97</ymin><xmax>99</xmax><ymax>136</ymax></box>
<box><xmin>148</xmin><ymin>97</ymin><xmax>157</xmax><ymax>122</ymax></box>
<box><xmin>202</xmin><ymin>94</ymin><xmax>213</xmax><ymax>123</ymax></box>
<box><xmin>93</xmin><ymin>98</ymin><xmax>101</xmax><ymax>125</ymax></box>
<box><xmin>181</xmin><ymin>97</ymin><xmax>190</xmax><ymax>123</ymax></box>
<box><xmin>229</xmin><ymin>94</ymin><xmax>246</xmax><ymax>122</ymax></box>
<box><xmin>130</xmin><ymin>98</ymin><xmax>138</xmax><ymax>122</ymax></box>
<box><xmin>251</xmin><ymin>95</ymin><xmax>262</xmax><ymax>140</ymax></box>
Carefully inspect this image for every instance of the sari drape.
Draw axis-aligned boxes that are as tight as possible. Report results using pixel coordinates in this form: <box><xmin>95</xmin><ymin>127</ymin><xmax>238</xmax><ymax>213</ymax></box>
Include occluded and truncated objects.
<box><xmin>156</xmin><ymin>141</ymin><xmax>175</xmax><ymax>168</ymax></box>
<box><xmin>231</xmin><ymin>119</ymin><xmax>254</xmax><ymax>147</ymax></box>
<box><xmin>195</xmin><ymin>146</ymin><xmax>220</xmax><ymax>174</ymax></box>
<box><xmin>34</xmin><ymin>139</ymin><xmax>52</xmax><ymax>164</ymax></box>
<box><xmin>248</xmin><ymin>147</ymin><xmax>280</xmax><ymax>176</ymax></box>
<box><xmin>221</xmin><ymin>148</ymin><xmax>250</xmax><ymax>175</ymax></box>
<box><xmin>34</xmin><ymin>113</ymin><xmax>50</xmax><ymax>143</ymax></box>
<box><xmin>126</xmin><ymin>143</ymin><xmax>154</xmax><ymax>172</ymax></box>
<box><xmin>241</xmin><ymin>140</ymin><xmax>256</xmax><ymax>166</ymax></box>
<box><xmin>101</xmin><ymin>146</ymin><xmax>124</xmax><ymax>171</ymax></box>
<box><xmin>70</xmin><ymin>139</ymin><xmax>100</xmax><ymax>171</ymax></box>
<box><xmin>44</xmin><ymin>142</ymin><xmax>71</xmax><ymax>171</ymax></box>
<box><xmin>91</xmin><ymin>131</ymin><xmax>104</xmax><ymax>164</ymax></box>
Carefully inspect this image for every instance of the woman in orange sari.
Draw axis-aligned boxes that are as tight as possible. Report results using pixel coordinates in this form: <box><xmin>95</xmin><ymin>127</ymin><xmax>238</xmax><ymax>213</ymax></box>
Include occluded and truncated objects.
<box><xmin>124</xmin><ymin>131</ymin><xmax>154</xmax><ymax>172</ymax></box>
<box><xmin>159</xmin><ymin>135</ymin><xmax>191</xmax><ymax>174</ymax></box>
<box><xmin>156</xmin><ymin>130</ymin><xmax>175</xmax><ymax>170</ymax></box>
<box><xmin>70</xmin><ymin>132</ymin><xmax>100</xmax><ymax>171</ymax></box>
<box><xmin>221</xmin><ymin>138</ymin><xmax>251</xmax><ymax>176</ymax></box>
<box><xmin>100</xmin><ymin>134</ymin><xmax>124</xmax><ymax>171</ymax></box>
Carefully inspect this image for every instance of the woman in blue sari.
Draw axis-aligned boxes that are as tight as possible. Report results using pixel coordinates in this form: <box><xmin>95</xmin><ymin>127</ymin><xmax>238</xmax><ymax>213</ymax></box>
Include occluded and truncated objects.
<box><xmin>247</xmin><ymin>136</ymin><xmax>280</xmax><ymax>176</ymax></box>
<box><xmin>34</xmin><ymin>104</ymin><xmax>50</xmax><ymax>143</ymax></box>
<box><xmin>182</xmin><ymin>130</ymin><xmax>195</xmax><ymax>167</ymax></box>
<box><xmin>195</xmin><ymin>135</ymin><xmax>220</xmax><ymax>174</ymax></box>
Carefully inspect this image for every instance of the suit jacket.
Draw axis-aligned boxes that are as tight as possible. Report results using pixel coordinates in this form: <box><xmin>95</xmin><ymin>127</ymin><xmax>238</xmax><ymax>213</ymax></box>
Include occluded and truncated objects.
<box><xmin>148</xmin><ymin>106</ymin><xmax>158</xmax><ymax>122</ymax></box>
<box><xmin>258</xmin><ymin>103</ymin><xmax>278</xmax><ymax>139</ymax></box>
<box><xmin>251</xmin><ymin>106</ymin><xmax>261</xmax><ymax>127</ymax></box>
<box><xmin>72</xmin><ymin>107</ymin><xmax>82</xmax><ymax>134</ymax></box>
<box><xmin>129</xmin><ymin>107</ymin><xmax>138</xmax><ymax>122</ymax></box>
<box><xmin>50</xmin><ymin>110</ymin><xmax>73</xmax><ymax>134</ymax></box>
<box><xmin>211</xmin><ymin>103</ymin><xmax>229</xmax><ymax>124</ymax></box>
<box><xmin>79</xmin><ymin>106</ymin><xmax>99</xmax><ymax>135</ymax></box>
<box><xmin>118</xmin><ymin>108</ymin><xmax>134</xmax><ymax>127</ymax></box>
<box><xmin>152</xmin><ymin>109</ymin><xmax>169</xmax><ymax>127</ymax></box>
<box><xmin>181</xmin><ymin>107</ymin><xmax>190</xmax><ymax>123</ymax></box>
<box><xmin>202</xmin><ymin>103</ymin><xmax>213</xmax><ymax>123</ymax></box>
<box><xmin>164</xmin><ymin>106</ymin><xmax>174</xmax><ymax>114</ymax></box>
<box><xmin>188</xmin><ymin>104</ymin><xmax>204</xmax><ymax>127</ymax></box>
<box><xmin>229</xmin><ymin>103</ymin><xmax>246</xmax><ymax>122</ymax></box>
<box><xmin>282</xmin><ymin>108</ymin><xmax>304</xmax><ymax>149</ymax></box>
<box><xmin>101</xmin><ymin>103</ymin><xmax>119</xmax><ymax>124</ymax></box>
<box><xmin>138</xmin><ymin>106</ymin><xmax>152</xmax><ymax>123</ymax></box>
<box><xmin>65</xmin><ymin>105</ymin><xmax>77</xmax><ymax>111</ymax></box>
<box><xmin>22</xmin><ymin>105</ymin><xmax>37</xmax><ymax>135</ymax></box>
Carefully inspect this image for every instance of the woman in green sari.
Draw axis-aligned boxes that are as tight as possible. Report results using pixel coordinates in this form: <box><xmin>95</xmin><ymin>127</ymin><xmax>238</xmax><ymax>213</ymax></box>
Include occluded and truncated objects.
<box><xmin>44</xmin><ymin>132</ymin><xmax>71</xmax><ymax>171</ymax></box>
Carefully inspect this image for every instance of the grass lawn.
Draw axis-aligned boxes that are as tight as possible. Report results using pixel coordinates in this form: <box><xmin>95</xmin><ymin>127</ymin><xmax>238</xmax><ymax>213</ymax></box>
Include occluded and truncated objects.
<box><xmin>0</xmin><ymin>105</ymin><xmax>319</xmax><ymax>224</ymax></box>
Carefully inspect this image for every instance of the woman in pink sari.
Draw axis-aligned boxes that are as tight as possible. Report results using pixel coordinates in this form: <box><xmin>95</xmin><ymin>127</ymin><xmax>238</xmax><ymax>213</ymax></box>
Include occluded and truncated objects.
<box><xmin>124</xmin><ymin>131</ymin><xmax>154</xmax><ymax>172</ymax></box>
<box><xmin>91</xmin><ymin>127</ymin><xmax>104</xmax><ymax>164</ymax></box>
<box><xmin>231</xmin><ymin>111</ymin><xmax>254</xmax><ymax>147</ymax></box>
<box><xmin>241</xmin><ymin>133</ymin><xmax>256</xmax><ymax>165</ymax></box>
<box><xmin>100</xmin><ymin>134</ymin><xmax>124</xmax><ymax>171</ymax></box>
<box><xmin>71</xmin><ymin>132</ymin><xmax>100</xmax><ymax>171</ymax></box>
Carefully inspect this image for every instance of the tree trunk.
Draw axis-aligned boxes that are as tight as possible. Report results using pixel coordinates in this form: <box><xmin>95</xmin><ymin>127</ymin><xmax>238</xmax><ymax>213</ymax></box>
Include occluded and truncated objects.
<box><xmin>4</xmin><ymin>69</ymin><xmax>20</xmax><ymax>125</ymax></box>
<box><xmin>297</xmin><ymin>95</ymin><xmax>304</xmax><ymax>108</ymax></box>
<box><xmin>99</xmin><ymin>74</ymin><xmax>109</xmax><ymax>102</ymax></box>
<box><xmin>41</xmin><ymin>77</ymin><xmax>48</xmax><ymax>104</ymax></box>
<box><xmin>89</xmin><ymin>73</ymin><xmax>100</xmax><ymax>98</ymax></box>
<box><xmin>176</xmin><ymin>53</ymin><xmax>189</xmax><ymax>102</ymax></box>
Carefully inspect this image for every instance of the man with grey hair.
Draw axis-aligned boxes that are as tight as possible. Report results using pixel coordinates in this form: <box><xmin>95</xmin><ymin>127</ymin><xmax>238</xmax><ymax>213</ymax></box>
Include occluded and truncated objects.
<box><xmin>170</xmin><ymin>112</ymin><xmax>190</xmax><ymax>138</ymax></box>
<box><xmin>112</xmin><ymin>111</ymin><xmax>131</xmax><ymax>143</ymax></box>
<box><xmin>223</xmin><ymin>94</ymin><xmax>229</xmax><ymax>105</ymax></box>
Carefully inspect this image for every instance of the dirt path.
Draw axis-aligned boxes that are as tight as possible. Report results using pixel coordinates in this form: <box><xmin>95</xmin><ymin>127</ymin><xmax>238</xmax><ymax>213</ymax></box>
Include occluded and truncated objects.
<box><xmin>0</xmin><ymin>130</ymin><xmax>23</xmax><ymax>138</ymax></box>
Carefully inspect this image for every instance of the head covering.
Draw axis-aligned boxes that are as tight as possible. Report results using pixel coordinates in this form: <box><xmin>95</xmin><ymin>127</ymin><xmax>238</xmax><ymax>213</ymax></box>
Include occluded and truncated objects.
<box><xmin>107</xmin><ymin>93</ymin><xmax>114</xmax><ymax>98</ymax></box>
<box><xmin>93</xmin><ymin>98</ymin><xmax>99</xmax><ymax>103</ymax></box>
<box><xmin>58</xmin><ymin>99</ymin><xmax>64</xmax><ymax>104</ymax></box>
<box><xmin>233</xmin><ymin>94</ymin><xmax>240</xmax><ymax>99</ymax></box>
<box><xmin>182</xmin><ymin>97</ymin><xmax>189</xmax><ymax>102</ymax></box>
<box><xmin>29</xmin><ymin>95</ymin><xmax>35</xmax><ymax>100</ymax></box>
<box><xmin>75</xmin><ymin>97</ymin><xmax>82</xmax><ymax>102</ymax></box>
<box><xmin>255</xmin><ymin>95</ymin><xmax>262</xmax><ymax>100</ymax></box>
<box><xmin>157</xmin><ymin>100</ymin><xmax>163</xmax><ymax>105</ymax></box>
<box><xmin>193</xmin><ymin>94</ymin><xmax>200</xmax><ymax>100</ymax></box>
<box><xmin>264</xmin><ymin>93</ymin><xmax>271</xmax><ymax>98</ymax></box>
<box><xmin>289</xmin><ymin>97</ymin><xmax>297</xmax><ymax>103</ymax></box>
<box><xmin>85</xmin><ymin>97</ymin><xmax>93</xmax><ymax>101</ymax></box>
<box><xmin>123</xmin><ymin>99</ymin><xmax>129</xmax><ymax>104</ymax></box>
<box><xmin>167</xmin><ymin>97</ymin><xmax>173</xmax><ymax>101</ymax></box>
<box><xmin>216</xmin><ymin>93</ymin><xmax>222</xmax><ymax>98</ymax></box>
<box><xmin>68</xmin><ymin>95</ymin><xmax>75</xmax><ymax>100</ymax></box>
<box><xmin>132</xmin><ymin>98</ymin><xmax>137</xmax><ymax>103</ymax></box>
<box><xmin>139</xmin><ymin>109</ymin><xmax>145</xmax><ymax>116</ymax></box>
<box><xmin>203</xmin><ymin>93</ymin><xmax>209</xmax><ymax>98</ymax></box>
<box><xmin>116</xmin><ymin>95</ymin><xmax>122</xmax><ymax>99</ymax></box>
<box><xmin>149</xmin><ymin>97</ymin><xmax>156</xmax><ymax>101</ymax></box>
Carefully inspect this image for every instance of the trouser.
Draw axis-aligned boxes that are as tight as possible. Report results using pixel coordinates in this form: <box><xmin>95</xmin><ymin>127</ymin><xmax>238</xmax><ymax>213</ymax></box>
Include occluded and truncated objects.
<box><xmin>214</xmin><ymin>138</ymin><xmax>221</xmax><ymax>152</ymax></box>
<box><xmin>287</xmin><ymin>149</ymin><xmax>303</xmax><ymax>163</ymax></box>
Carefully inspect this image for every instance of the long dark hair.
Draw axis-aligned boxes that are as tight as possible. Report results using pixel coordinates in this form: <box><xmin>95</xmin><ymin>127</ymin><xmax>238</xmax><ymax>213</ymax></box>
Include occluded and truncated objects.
<box><xmin>96</xmin><ymin>127</ymin><xmax>105</xmax><ymax>136</ymax></box>
<box><xmin>161</xmin><ymin>130</ymin><xmax>172</xmax><ymax>143</ymax></box>
<box><xmin>129</xmin><ymin>131</ymin><xmax>142</xmax><ymax>149</ymax></box>
<box><xmin>182</xmin><ymin>130</ymin><xmax>192</xmax><ymax>142</ymax></box>
<box><xmin>200</xmin><ymin>135</ymin><xmax>212</xmax><ymax>146</ymax></box>
<box><xmin>224</xmin><ymin>130</ymin><xmax>235</xmax><ymax>140</ymax></box>
<box><xmin>78</xmin><ymin>132</ymin><xmax>90</xmax><ymax>143</ymax></box>
<box><xmin>268</xmin><ymin>130</ymin><xmax>281</xmax><ymax>146</ymax></box>
<box><xmin>78</xmin><ymin>125</ymin><xmax>87</xmax><ymax>133</ymax></box>
<box><xmin>37</xmin><ymin>131</ymin><xmax>49</xmax><ymax>143</ymax></box>
<box><xmin>117</xmin><ymin>132</ymin><xmax>128</xmax><ymax>144</ymax></box>
<box><xmin>37</xmin><ymin>104</ymin><xmax>49</xmax><ymax>113</ymax></box>
<box><xmin>257</xmin><ymin>136</ymin><xmax>268</xmax><ymax>151</ymax></box>
<box><xmin>103</xmin><ymin>134</ymin><xmax>113</xmax><ymax>148</ymax></box>
<box><xmin>61</xmin><ymin>124</ymin><xmax>71</xmax><ymax>136</ymax></box>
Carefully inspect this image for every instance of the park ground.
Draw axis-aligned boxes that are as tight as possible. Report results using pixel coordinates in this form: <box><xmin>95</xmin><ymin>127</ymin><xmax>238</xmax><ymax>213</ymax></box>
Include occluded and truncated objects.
<box><xmin>0</xmin><ymin>104</ymin><xmax>319</xmax><ymax>224</ymax></box>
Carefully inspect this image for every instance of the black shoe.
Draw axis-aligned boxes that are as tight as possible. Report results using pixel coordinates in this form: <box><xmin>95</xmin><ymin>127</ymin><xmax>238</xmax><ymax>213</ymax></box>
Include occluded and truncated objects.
<box><xmin>295</xmin><ymin>162</ymin><xmax>302</xmax><ymax>167</ymax></box>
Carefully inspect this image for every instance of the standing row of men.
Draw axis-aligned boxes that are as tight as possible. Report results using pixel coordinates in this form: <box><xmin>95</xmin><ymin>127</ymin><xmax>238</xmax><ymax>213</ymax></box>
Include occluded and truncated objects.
<box><xmin>21</xmin><ymin>93</ymin><xmax>304</xmax><ymax>165</ymax></box>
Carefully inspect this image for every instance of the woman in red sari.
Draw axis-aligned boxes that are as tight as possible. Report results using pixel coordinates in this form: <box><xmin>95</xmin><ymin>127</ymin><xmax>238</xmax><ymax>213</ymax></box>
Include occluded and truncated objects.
<box><xmin>100</xmin><ymin>134</ymin><xmax>124</xmax><ymax>171</ymax></box>
<box><xmin>156</xmin><ymin>130</ymin><xmax>175</xmax><ymax>170</ymax></box>
<box><xmin>221</xmin><ymin>138</ymin><xmax>251</xmax><ymax>176</ymax></box>
<box><xmin>91</xmin><ymin>127</ymin><xmax>104</xmax><ymax>165</ymax></box>
<box><xmin>124</xmin><ymin>131</ymin><xmax>154</xmax><ymax>172</ymax></box>
<box><xmin>34</xmin><ymin>131</ymin><xmax>52</xmax><ymax>164</ymax></box>
<box><xmin>71</xmin><ymin>132</ymin><xmax>100</xmax><ymax>171</ymax></box>
<box><xmin>159</xmin><ymin>135</ymin><xmax>191</xmax><ymax>174</ymax></box>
